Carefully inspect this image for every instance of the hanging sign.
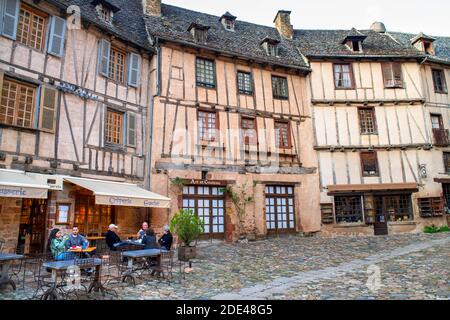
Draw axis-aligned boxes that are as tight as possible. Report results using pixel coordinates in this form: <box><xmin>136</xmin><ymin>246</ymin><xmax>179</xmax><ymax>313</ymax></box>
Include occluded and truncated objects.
<box><xmin>57</xmin><ymin>82</ymin><xmax>99</xmax><ymax>101</ymax></box>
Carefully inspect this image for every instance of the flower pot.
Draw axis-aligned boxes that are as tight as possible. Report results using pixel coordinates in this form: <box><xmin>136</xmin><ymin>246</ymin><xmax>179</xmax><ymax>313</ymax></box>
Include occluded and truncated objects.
<box><xmin>178</xmin><ymin>245</ymin><xmax>196</xmax><ymax>261</ymax></box>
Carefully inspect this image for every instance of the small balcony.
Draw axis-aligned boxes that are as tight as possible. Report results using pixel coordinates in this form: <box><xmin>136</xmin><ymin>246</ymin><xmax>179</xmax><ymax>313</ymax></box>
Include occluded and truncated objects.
<box><xmin>432</xmin><ymin>129</ymin><xmax>450</xmax><ymax>147</ymax></box>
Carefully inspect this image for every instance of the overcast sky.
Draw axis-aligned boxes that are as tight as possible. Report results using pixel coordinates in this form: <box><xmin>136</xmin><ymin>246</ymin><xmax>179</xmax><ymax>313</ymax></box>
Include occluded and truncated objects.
<box><xmin>164</xmin><ymin>0</ymin><xmax>449</xmax><ymax>36</ymax></box>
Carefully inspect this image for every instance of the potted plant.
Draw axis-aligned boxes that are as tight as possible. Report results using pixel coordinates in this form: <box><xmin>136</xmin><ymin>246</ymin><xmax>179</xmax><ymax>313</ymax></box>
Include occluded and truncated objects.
<box><xmin>170</xmin><ymin>209</ymin><xmax>204</xmax><ymax>261</ymax></box>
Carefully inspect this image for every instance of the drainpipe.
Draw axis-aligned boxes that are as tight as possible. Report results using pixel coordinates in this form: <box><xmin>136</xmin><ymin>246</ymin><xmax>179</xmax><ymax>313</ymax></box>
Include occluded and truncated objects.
<box><xmin>146</xmin><ymin>38</ymin><xmax>161</xmax><ymax>190</ymax></box>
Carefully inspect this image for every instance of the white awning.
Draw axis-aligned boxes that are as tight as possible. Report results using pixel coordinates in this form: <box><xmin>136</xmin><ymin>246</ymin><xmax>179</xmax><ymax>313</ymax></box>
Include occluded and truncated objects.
<box><xmin>0</xmin><ymin>169</ymin><xmax>49</xmax><ymax>199</ymax></box>
<box><xmin>63</xmin><ymin>176</ymin><xmax>171</xmax><ymax>208</ymax></box>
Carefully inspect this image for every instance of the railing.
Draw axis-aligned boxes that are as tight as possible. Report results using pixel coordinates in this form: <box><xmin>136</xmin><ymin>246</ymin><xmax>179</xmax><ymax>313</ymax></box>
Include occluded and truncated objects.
<box><xmin>432</xmin><ymin>129</ymin><xmax>450</xmax><ymax>147</ymax></box>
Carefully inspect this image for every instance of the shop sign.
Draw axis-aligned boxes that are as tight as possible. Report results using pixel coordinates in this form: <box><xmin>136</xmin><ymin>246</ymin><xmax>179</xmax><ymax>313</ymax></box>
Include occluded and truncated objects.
<box><xmin>0</xmin><ymin>187</ymin><xmax>48</xmax><ymax>199</ymax></box>
<box><xmin>184</xmin><ymin>179</ymin><xmax>229</xmax><ymax>186</ymax></box>
<box><xmin>57</xmin><ymin>82</ymin><xmax>99</xmax><ymax>101</ymax></box>
<box><xmin>95</xmin><ymin>195</ymin><xmax>171</xmax><ymax>208</ymax></box>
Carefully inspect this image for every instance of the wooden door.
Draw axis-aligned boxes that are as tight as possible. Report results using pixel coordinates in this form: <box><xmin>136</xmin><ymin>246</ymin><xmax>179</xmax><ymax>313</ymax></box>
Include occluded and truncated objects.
<box><xmin>20</xmin><ymin>199</ymin><xmax>48</xmax><ymax>253</ymax></box>
<box><xmin>374</xmin><ymin>196</ymin><xmax>389</xmax><ymax>236</ymax></box>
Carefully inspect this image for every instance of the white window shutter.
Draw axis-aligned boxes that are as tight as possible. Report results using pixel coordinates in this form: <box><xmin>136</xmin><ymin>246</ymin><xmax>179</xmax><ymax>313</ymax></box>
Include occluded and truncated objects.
<box><xmin>48</xmin><ymin>16</ymin><xmax>67</xmax><ymax>57</ymax></box>
<box><xmin>2</xmin><ymin>0</ymin><xmax>19</xmax><ymax>40</ymax></box>
<box><xmin>127</xmin><ymin>113</ymin><xmax>137</xmax><ymax>147</ymax></box>
<box><xmin>39</xmin><ymin>86</ymin><xmax>58</xmax><ymax>132</ymax></box>
<box><xmin>98</xmin><ymin>39</ymin><xmax>111</xmax><ymax>77</ymax></box>
<box><xmin>127</xmin><ymin>53</ymin><xmax>140</xmax><ymax>87</ymax></box>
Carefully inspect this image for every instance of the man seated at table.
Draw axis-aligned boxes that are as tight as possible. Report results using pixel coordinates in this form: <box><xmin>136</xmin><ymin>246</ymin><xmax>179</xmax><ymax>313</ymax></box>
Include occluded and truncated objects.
<box><xmin>158</xmin><ymin>225</ymin><xmax>173</xmax><ymax>251</ymax></box>
<box><xmin>105</xmin><ymin>224</ymin><xmax>122</xmax><ymax>251</ymax></box>
<box><xmin>137</xmin><ymin>222</ymin><xmax>149</xmax><ymax>240</ymax></box>
<box><xmin>66</xmin><ymin>226</ymin><xmax>89</xmax><ymax>249</ymax></box>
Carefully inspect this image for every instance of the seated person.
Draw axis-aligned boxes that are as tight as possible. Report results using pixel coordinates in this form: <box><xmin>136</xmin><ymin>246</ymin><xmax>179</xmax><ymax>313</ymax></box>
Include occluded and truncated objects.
<box><xmin>158</xmin><ymin>225</ymin><xmax>173</xmax><ymax>251</ymax></box>
<box><xmin>66</xmin><ymin>226</ymin><xmax>89</xmax><ymax>249</ymax></box>
<box><xmin>141</xmin><ymin>228</ymin><xmax>160</xmax><ymax>249</ymax></box>
<box><xmin>105</xmin><ymin>224</ymin><xmax>122</xmax><ymax>251</ymax></box>
<box><xmin>137</xmin><ymin>222</ymin><xmax>149</xmax><ymax>240</ymax></box>
<box><xmin>48</xmin><ymin>228</ymin><xmax>74</xmax><ymax>261</ymax></box>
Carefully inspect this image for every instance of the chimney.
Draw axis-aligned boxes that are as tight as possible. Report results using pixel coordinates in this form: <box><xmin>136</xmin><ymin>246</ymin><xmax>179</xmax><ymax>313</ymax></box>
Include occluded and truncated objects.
<box><xmin>144</xmin><ymin>0</ymin><xmax>161</xmax><ymax>16</ymax></box>
<box><xmin>274</xmin><ymin>10</ymin><xmax>293</xmax><ymax>39</ymax></box>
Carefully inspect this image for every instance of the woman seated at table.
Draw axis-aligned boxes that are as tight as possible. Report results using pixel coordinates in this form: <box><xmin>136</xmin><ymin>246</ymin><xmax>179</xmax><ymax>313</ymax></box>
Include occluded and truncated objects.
<box><xmin>141</xmin><ymin>228</ymin><xmax>160</xmax><ymax>249</ymax></box>
<box><xmin>48</xmin><ymin>228</ymin><xmax>75</xmax><ymax>261</ymax></box>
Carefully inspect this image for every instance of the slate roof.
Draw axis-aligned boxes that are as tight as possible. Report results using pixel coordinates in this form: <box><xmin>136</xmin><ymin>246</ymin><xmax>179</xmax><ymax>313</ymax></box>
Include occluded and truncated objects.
<box><xmin>46</xmin><ymin>0</ymin><xmax>152</xmax><ymax>50</ymax></box>
<box><xmin>144</xmin><ymin>4</ymin><xmax>311</xmax><ymax>71</ymax></box>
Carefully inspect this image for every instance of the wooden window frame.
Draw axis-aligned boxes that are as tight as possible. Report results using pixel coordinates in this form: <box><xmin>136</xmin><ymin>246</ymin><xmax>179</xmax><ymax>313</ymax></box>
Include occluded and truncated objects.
<box><xmin>358</xmin><ymin>107</ymin><xmax>378</xmax><ymax>135</ymax></box>
<box><xmin>334</xmin><ymin>195</ymin><xmax>364</xmax><ymax>224</ymax></box>
<box><xmin>271</xmin><ymin>75</ymin><xmax>289</xmax><ymax>100</ymax></box>
<box><xmin>74</xmin><ymin>194</ymin><xmax>115</xmax><ymax>237</ymax></box>
<box><xmin>240</xmin><ymin>116</ymin><xmax>258</xmax><ymax>145</ymax></box>
<box><xmin>444</xmin><ymin>152</ymin><xmax>450</xmax><ymax>174</ymax></box>
<box><xmin>382</xmin><ymin>62</ymin><xmax>404</xmax><ymax>89</ymax></box>
<box><xmin>108</xmin><ymin>46</ymin><xmax>127</xmax><ymax>84</ymax></box>
<box><xmin>418</xmin><ymin>197</ymin><xmax>444</xmax><ymax>218</ymax></box>
<box><xmin>16</xmin><ymin>3</ymin><xmax>49</xmax><ymax>52</ymax></box>
<box><xmin>197</xmin><ymin>109</ymin><xmax>219</xmax><ymax>142</ymax></box>
<box><xmin>104</xmin><ymin>108</ymin><xmax>124</xmax><ymax>146</ymax></box>
<box><xmin>196</xmin><ymin>57</ymin><xmax>216</xmax><ymax>89</ymax></box>
<box><xmin>274</xmin><ymin>120</ymin><xmax>292</xmax><ymax>149</ymax></box>
<box><xmin>265</xmin><ymin>185</ymin><xmax>296</xmax><ymax>231</ymax></box>
<box><xmin>333</xmin><ymin>63</ymin><xmax>355</xmax><ymax>90</ymax></box>
<box><xmin>432</xmin><ymin>69</ymin><xmax>448</xmax><ymax>94</ymax></box>
<box><xmin>0</xmin><ymin>77</ymin><xmax>37</xmax><ymax>129</ymax></box>
<box><xmin>430</xmin><ymin>113</ymin><xmax>444</xmax><ymax>130</ymax></box>
<box><xmin>237</xmin><ymin>71</ymin><xmax>254</xmax><ymax>96</ymax></box>
<box><xmin>360</xmin><ymin>151</ymin><xmax>380</xmax><ymax>177</ymax></box>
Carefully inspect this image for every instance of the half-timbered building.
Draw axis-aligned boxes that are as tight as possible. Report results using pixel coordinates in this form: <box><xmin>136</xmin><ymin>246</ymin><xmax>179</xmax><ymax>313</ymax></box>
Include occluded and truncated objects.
<box><xmin>0</xmin><ymin>0</ymin><xmax>171</xmax><ymax>253</ymax></box>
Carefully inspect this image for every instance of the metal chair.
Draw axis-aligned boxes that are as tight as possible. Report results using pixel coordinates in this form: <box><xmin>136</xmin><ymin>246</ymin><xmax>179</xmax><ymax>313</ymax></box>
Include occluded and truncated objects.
<box><xmin>150</xmin><ymin>250</ymin><xmax>174</xmax><ymax>283</ymax></box>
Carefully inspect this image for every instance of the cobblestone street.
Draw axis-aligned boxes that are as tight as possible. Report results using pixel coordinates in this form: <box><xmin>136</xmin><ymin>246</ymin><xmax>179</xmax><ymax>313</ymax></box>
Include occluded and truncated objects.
<box><xmin>0</xmin><ymin>233</ymin><xmax>449</xmax><ymax>300</ymax></box>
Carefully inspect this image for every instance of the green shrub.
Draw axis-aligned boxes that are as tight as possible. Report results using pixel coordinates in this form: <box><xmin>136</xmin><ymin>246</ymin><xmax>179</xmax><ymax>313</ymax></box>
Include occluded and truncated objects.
<box><xmin>424</xmin><ymin>225</ymin><xmax>450</xmax><ymax>233</ymax></box>
<box><xmin>170</xmin><ymin>209</ymin><xmax>204</xmax><ymax>247</ymax></box>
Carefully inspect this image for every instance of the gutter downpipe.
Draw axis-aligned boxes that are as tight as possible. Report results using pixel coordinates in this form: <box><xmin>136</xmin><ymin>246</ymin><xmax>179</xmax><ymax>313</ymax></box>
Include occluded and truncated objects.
<box><xmin>147</xmin><ymin>37</ymin><xmax>161</xmax><ymax>190</ymax></box>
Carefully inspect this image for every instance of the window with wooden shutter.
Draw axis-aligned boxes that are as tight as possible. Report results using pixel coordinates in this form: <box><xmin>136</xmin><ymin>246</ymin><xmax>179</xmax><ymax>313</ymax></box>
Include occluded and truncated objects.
<box><xmin>1</xmin><ymin>0</ymin><xmax>20</xmax><ymax>40</ymax></box>
<box><xmin>47</xmin><ymin>16</ymin><xmax>66</xmax><ymax>57</ymax></box>
<box><xmin>274</xmin><ymin>121</ymin><xmax>291</xmax><ymax>148</ymax></box>
<box><xmin>127</xmin><ymin>53</ymin><xmax>140</xmax><ymax>87</ymax></box>
<box><xmin>16</xmin><ymin>3</ymin><xmax>48</xmax><ymax>51</ymax></box>
<box><xmin>127</xmin><ymin>113</ymin><xmax>136</xmax><ymax>147</ymax></box>
<box><xmin>0</xmin><ymin>77</ymin><xmax>36</xmax><ymax>128</ymax></box>
<box><xmin>98</xmin><ymin>39</ymin><xmax>111</xmax><ymax>77</ymax></box>
<box><xmin>109</xmin><ymin>46</ymin><xmax>126</xmax><ymax>83</ymax></box>
<box><xmin>39</xmin><ymin>86</ymin><xmax>57</xmax><ymax>132</ymax></box>
<box><xmin>361</xmin><ymin>151</ymin><xmax>379</xmax><ymax>177</ymax></box>
<box><xmin>358</xmin><ymin>107</ymin><xmax>377</xmax><ymax>134</ymax></box>
<box><xmin>418</xmin><ymin>197</ymin><xmax>444</xmax><ymax>217</ymax></box>
<box><xmin>382</xmin><ymin>62</ymin><xmax>403</xmax><ymax>88</ymax></box>
<box><xmin>105</xmin><ymin>109</ymin><xmax>124</xmax><ymax>145</ymax></box>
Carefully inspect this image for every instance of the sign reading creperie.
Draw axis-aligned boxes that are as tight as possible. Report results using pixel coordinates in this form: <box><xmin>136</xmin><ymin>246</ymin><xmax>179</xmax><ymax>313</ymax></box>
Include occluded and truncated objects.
<box><xmin>95</xmin><ymin>195</ymin><xmax>171</xmax><ymax>208</ymax></box>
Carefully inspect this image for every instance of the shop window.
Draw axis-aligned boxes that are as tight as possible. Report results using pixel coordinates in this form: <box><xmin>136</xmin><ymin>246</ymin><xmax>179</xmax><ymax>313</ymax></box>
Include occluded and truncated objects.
<box><xmin>334</xmin><ymin>196</ymin><xmax>363</xmax><ymax>223</ymax></box>
<box><xmin>0</xmin><ymin>78</ymin><xmax>36</xmax><ymax>128</ymax></box>
<box><xmin>375</xmin><ymin>195</ymin><xmax>413</xmax><ymax>222</ymax></box>
<box><xmin>74</xmin><ymin>194</ymin><xmax>115</xmax><ymax>236</ymax></box>
<box><xmin>320</xmin><ymin>203</ymin><xmax>334</xmax><ymax>224</ymax></box>
<box><xmin>418</xmin><ymin>197</ymin><xmax>444</xmax><ymax>218</ymax></box>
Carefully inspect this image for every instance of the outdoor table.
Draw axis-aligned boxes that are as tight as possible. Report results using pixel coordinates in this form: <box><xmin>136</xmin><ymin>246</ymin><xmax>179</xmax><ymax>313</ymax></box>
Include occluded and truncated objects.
<box><xmin>0</xmin><ymin>253</ymin><xmax>24</xmax><ymax>291</ymax></box>
<box><xmin>121</xmin><ymin>249</ymin><xmax>167</xmax><ymax>284</ymax></box>
<box><xmin>42</xmin><ymin>258</ymin><xmax>104</xmax><ymax>299</ymax></box>
<box><xmin>69</xmin><ymin>247</ymin><xmax>97</xmax><ymax>253</ymax></box>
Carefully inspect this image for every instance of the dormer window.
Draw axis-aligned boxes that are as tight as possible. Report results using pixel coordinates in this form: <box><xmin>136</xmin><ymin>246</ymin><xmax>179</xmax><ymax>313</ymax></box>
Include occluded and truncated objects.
<box><xmin>342</xmin><ymin>28</ymin><xmax>367</xmax><ymax>52</ymax></box>
<box><xmin>261</xmin><ymin>37</ymin><xmax>280</xmax><ymax>57</ymax></box>
<box><xmin>411</xmin><ymin>33</ymin><xmax>436</xmax><ymax>55</ymax></box>
<box><xmin>219</xmin><ymin>12</ymin><xmax>237</xmax><ymax>31</ymax></box>
<box><xmin>92</xmin><ymin>0</ymin><xmax>120</xmax><ymax>24</ymax></box>
<box><xmin>188</xmin><ymin>22</ymin><xmax>210</xmax><ymax>44</ymax></box>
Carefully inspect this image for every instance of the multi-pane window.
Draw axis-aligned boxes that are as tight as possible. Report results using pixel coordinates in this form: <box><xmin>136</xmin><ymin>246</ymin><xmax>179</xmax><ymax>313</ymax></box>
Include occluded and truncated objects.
<box><xmin>361</xmin><ymin>152</ymin><xmax>379</xmax><ymax>177</ymax></box>
<box><xmin>267</xmin><ymin>43</ymin><xmax>278</xmax><ymax>57</ymax></box>
<box><xmin>98</xmin><ymin>6</ymin><xmax>112</xmax><ymax>23</ymax></box>
<box><xmin>335</xmin><ymin>196</ymin><xmax>363</xmax><ymax>223</ymax></box>
<box><xmin>198</xmin><ymin>111</ymin><xmax>217</xmax><ymax>141</ymax></box>
<box><xmin>182</xmin><ymin>186</ymin><xmax>225</xmax><ymax>235</ymax></box>
<box><xmin>418</xmin><ymin>197</ymin><xmax>444</xmax><ymax>218</ymax></box>
<box><xmin>444</xmin><ymin>153</ymin><xmax>450</xmax><ymax>174</ymax></box>
<box><xmin>333</xmin><ymin>63</ymin><xmax>354</xmax><ymax>89</ymax></box>
<box><xmin>0</xmin><ymin>78</ymin><xmax>36</xmax><ymax>128</ymax></box>
<box><xmin>265</xmin><ymin>186</ymin><xmax>295</xmax><ymax>231</ymax></box>
<box><xmin>272</xmin><ymin>76</ymin><xmax>289</xmax><ymax>99</ymax></box>
<box><xmin>74</xmin><ymin>195</ymin><xmax>115</xmax><ymax>236</ymax></box>
<box><xmin>432</xmin><ymin>69</ymin><xmax>448</xmax><ymax>94</ymax></box>
<box><xmin>196</xmin><ymin>58</ymin><xmax>216</xmax><ymax>88</ymax></box>
<box><xmin>382</xmin><ymin>62</ymin><xmax>403</xmax><ymax>88</ymax></box>
<box><xmin>241</xmin><ymin>117</ymin><xmax>257</xmax><ymax>145</ymax></box>
<box><xmin>17</xmin><ymin>4</ymin><xmax>48</xmax><ymax>51</ymax></box>
<box><xmin>431</xmin><ymin>114</ymin><xmax>443</xmax><ymax>130</ymax></box>
<box><xmin>237</xmin><ymin>71</ymin><xmax>253</xmax><ymax>95</ymax></box>
<box><xmin>358</xmin><ymin>108</ymin><xmax>377</xmax><ymax>134</ymax></box>
<box><xmin>105</xmin><ymin>109</ymin><xmax>124</xmax><ymax>145</ymax></box>
<box><xmin>109</xmin><ymin>47</ymin><xmax>126</xmax><ymax>83</ymax></box>
<box><xmin>274</xmin><ymin>121</ymin><xmax>291</xmax><ymax>148</ymax></box>
<box><xmin>375</xmin><ymin>195</ymin><xmax>413</xmax><ymax>222</ymax></box>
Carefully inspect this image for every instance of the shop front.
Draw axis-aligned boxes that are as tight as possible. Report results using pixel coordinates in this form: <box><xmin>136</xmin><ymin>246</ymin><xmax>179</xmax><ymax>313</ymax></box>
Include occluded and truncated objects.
<box><xmin>0</xmin><ymin>169</ymin><xmax>50</xmax><ymax>254</ymax></box>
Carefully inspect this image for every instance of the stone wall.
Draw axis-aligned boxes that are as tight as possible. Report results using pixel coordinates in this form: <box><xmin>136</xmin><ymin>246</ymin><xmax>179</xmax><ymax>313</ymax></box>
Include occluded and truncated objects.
<box><xmin>0</xmin><ymin>198</ymin><xmax>22</xmax><ymax>253</ymax></box>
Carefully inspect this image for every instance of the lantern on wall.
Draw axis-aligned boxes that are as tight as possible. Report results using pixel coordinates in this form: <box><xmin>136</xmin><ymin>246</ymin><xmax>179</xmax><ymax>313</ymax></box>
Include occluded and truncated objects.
<box><xmin>419</xmin><ymin>164</ymin><xmax>427</xmax><ymax>179</ymax></box>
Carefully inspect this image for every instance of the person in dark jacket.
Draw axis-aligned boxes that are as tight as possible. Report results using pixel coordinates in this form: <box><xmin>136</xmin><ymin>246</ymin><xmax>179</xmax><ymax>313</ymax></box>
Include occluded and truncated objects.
<box><xmin>141</xmin><ymin>228</ymin><xmax>159</xmax><ymax>249</ymax></box>
<box><xmin>158</xmin><ymin>225</ymin><xmax>173</xmax><ymax>251</ymax></box>
<box><xmin>105</xmin><ymin>224</ymin><xmax>121</xmax><ymax>250</ymax></box>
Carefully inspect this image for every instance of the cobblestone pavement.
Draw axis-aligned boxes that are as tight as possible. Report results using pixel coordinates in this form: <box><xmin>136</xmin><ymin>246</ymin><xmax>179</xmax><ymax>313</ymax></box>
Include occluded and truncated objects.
<box><xmin>0</xmin><ymin>233</ymin><xmax>449</xmax><ymax>300</ymax></box>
